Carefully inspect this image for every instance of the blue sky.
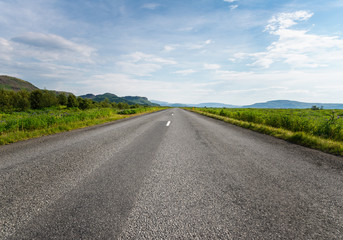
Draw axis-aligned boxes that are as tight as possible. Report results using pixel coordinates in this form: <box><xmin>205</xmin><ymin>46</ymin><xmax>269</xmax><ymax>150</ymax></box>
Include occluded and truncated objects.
<box><xmin>1</xmin><ymin>0</ymin><xmax>343</xmax><ymax>104</ymax></box>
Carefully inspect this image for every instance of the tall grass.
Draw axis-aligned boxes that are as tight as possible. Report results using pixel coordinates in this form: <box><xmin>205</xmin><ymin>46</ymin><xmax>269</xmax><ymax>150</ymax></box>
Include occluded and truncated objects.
<box><xmin>0</xmin><ymin>107</ymin><xmax>163</xmax><ymax>144</ymax></box>
<box><xmin>191</xmin><ymin>108</ymin><xmax>343</xmax><ymax>156</ymax></box>
<box><xmin>199</xmin><ymin>108</ymin><xmax>343</xmax><ymax>142</ymax></box>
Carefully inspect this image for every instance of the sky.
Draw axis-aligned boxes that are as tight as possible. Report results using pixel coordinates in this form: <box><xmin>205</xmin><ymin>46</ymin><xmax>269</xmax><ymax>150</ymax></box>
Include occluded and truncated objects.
<box><xmin>1</xmin><ymin>0</ymin><xmax>343</xmax><ymax>105</ymax></box>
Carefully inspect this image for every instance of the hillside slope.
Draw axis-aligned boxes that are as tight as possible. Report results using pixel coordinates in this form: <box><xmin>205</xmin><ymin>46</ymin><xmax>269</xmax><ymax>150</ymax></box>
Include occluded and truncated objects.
<box><xmin>0</xmin><ymin>75</ymin><xmax>38</xmax><ymax>91</ymax></box>
<box><xmin>79</xmin><ymin>93</ymin><xmax>157</xmax><ymax>106</ymax></box>
<box><xmin>242</xmin><ymin>100</ymin><xmax>343</xmax><ymax>109</ymax></box>
<box><xmin>122</xmin><ymin>96</ymin><xmax>159</xmax><ymax>106</ymax></box>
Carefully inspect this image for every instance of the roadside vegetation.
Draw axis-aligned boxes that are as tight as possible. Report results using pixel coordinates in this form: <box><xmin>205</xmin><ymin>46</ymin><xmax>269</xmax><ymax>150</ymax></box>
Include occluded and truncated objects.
<box><xmin>190</xmin><ymin>107</ymin><xmax>343</xmax><ymax>156</ymax></box>
<box><xmin>0</xmin><ymin>89</ymin><xmax>163</xmax><ymax>145</ymax></box>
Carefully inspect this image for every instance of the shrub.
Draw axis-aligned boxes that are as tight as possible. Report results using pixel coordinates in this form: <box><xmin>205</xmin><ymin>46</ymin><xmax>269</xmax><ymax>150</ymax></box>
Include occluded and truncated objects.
<box><xmin>67</xmin><ymin>94</ymin><xmax>79</xmax><ymax>108</ymax></box>
<box><xmin>58</xmin><ymin>93</ymin><xmax>68</xmax><ymax>106</ymax></box>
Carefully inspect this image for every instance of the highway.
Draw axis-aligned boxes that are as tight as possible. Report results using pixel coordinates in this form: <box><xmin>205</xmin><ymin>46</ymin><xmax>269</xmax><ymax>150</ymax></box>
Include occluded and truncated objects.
<box><xmin>1</xmin><ymin>108</ymin><xmax>343</xmax><ymax>239</ymax></box>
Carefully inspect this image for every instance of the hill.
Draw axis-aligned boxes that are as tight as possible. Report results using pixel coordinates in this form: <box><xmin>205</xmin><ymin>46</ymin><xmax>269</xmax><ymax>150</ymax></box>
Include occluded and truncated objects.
<box><xmin>193</xmin><ymin>103</ymin><xmax>238</xmax><ymax>108</ymax></box>
<box><xmin>150</xmin><ymin>100</ymin><xmax>238</xmax><ymax>108</ymax></box>
<box><xmin>122</xmin><ymin>96</ymin><xmax>159</xmax><ymax>106</ymax></box>
<box><xmin>79</xmin><ymin>93</ymin><xmax>157</xmax><ymax>106</ymax></box>
<box><xmin>80</xmin><ymin>93</ymin><xmax>132</xmax><ymax>104</ymax></box>
<box><xmin>242</xmin><ymin>100</ymin><xmax>343</xmax><ymax>109</ymax></box>
<box><xmin>0</xmin><ymin>75</ymin><xmax>157</xmax><ymax>106</ymax></box>
<box><xmin>152</xmin><ymin>99</ymin><xmax>343</xmax><ymax>109</ymax></box>
<box><xmin>0</xmin><ymin>75</ymin><xmax>39</xmax><ymax>91</ymax></box>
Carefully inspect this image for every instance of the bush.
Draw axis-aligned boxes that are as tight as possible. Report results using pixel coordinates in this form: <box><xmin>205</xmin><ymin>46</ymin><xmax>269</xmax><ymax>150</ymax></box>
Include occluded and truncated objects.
<box><xmin>117</xmin><ymin>109</ymin><xmax>137</xmax><ymax>115</ymax></box>
<box><xmin>67</xmin><ymin>94</ymin><xmax>79</xmax><ymax>108</ymax></box>
<box><xmin>117</xmin><ymin>102</ymin><xmax>129</xmax><ymax>110</ymax></box>
<box><xmin>0</xmin><ymin>89</ymin><xmax>15</xmax><ymax>112</ymax></box>
<box><xmin>15</xmin><ymin>90</ymin><xmax>31</xmax><ymax>111</ymax></box>
<box><xmin>29</xmin><ymin>90</ymin><xmax>58</xmax><ymax>109</ymax></box>
<box><xmin>30</xmin><ymin>90</ymin><xmax>44</xmax><ymax>109</ymax></box>
<box><xmin>58</xmin><ymin>93</ymin><xmax>68</xmax><ymax>106</ymax></box>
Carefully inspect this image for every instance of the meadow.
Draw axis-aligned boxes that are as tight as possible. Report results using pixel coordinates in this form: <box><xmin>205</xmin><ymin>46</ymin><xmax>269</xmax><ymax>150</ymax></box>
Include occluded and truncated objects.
<box><xmin>192</xmin><ymin>108</ymin><xmax>343</xmax><ymax>156</ymax></box>
<box><xmin>0</xmin><ymin>106</ymin><xmax>162</xmax><ymax>145</ymax></box>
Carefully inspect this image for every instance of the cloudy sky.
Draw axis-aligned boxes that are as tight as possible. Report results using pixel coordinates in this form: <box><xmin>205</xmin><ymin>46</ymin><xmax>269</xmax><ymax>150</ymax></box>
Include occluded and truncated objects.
<box><xmin>1</xmin><ymin>0</ymin><xmax>343</xmax><ymax>104</ymax></box>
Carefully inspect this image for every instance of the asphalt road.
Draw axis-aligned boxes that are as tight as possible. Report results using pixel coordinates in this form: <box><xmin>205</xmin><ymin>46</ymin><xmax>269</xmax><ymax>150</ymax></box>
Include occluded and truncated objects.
<box><xmin>1</xmin><ymin>108</ymin><xmax>343</xmax><ymax>239</ymax></box>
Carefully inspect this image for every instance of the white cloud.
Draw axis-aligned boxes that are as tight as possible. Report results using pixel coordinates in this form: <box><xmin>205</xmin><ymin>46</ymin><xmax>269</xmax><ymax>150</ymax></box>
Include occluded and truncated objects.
<box><xmin>223</xmin><ymin>0</ymin><xmax>237</xmax><ymax>2</ymax></box>
<box><xmin>177</xmin><ymin>26</ymin><xmax>194</xmax><ymax>32</ymax></box>
<box><xmin>234</xmin><ymin>11</ymin><xmax>343</xmax><ymax>69</ymax></box>
<box><xmin>116</xmin><ymin>52</ymin><xmax>176</xmax><ymax>76</ymax></box>
<box><xmin>142</xmin><ymin>3</ymin><xmax>160</xmax><ymax>10</ymax></box>
<box><xmin>223</xmin><ymin>87</ymin><xmax>286</xmax><ymax>94</ymax></box>
<box><xmin>12</xmin><ymin>33</ymin><xmax>91</xmax><ymax>55</ymax></box>
<box><xmin>211</xmin><ymin>69</ymin><xmax>343</xmax><ymax>104</ymax></box>
<box><xmin>128</xmin><ymin>52</ymin><xmax>177</xmax><ymax>65</ymax></box>
<box><xmin>174</xmin><ymin>69</ymin><xmax>196</xmax><ymax>75</ymax></box>
<box><xmin>164</xmin><ymin>45</ymin><xmax>176</xmax><ymax>52</ymax></box>
<box><xmin>188</xmin><ymin>39</ymin><xmax>213</xmax><ymax>49</ymax></box>
<box><xmin>10</xmin><ymin>32</ymin><xmax>96</xmax><ymax>63</ymax></box>
<box><xmin>215</xmin><ymin>70</ymin><xmax>253</xmax><ymax>80</ymax></box>
<box><xmin>265</xmin><ymin>11</ymin><xmax>313</xmax><ymax>33</ymax></box>
<box><xmin>81</xmin><ymin>69</ymin><xmax>343</xmax><ymax>104</ymax></box>
<box><xmin>79</xmin><ymin>73</ymin><xmax>217</xmax><ymax>102</ymax></box>
<box><xmin>116</xmin><ymin>62</ymin><xmax>161</xmax><ymax>76</ymax></box>
<box><xmin>204</xmin><ymin>63</ymin><xmax>221</xmax><ymax>70</ymax></box>
<box><xmin>0</xmin><ymin>38</ymin><xmax>13</xmax><ymax>60</ymax></box>
<box><xmin>230</xmin><ymin>5</ymin><xmax>238</xmax><ymax>10</ymax></box>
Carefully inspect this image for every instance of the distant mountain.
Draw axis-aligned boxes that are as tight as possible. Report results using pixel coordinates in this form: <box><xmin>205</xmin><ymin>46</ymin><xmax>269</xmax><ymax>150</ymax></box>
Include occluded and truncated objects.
<box><xmin>151</xmin><ymin>99</ymin><xmax>343</xmax><ymax>109</ymax></box>
<box><xmin>0</xmin><ymin>75</ymin><xmax>39</xmax><ymax>91</ymax></box>
<box><xmin>122</xmin><ymin>96</ymin><xmax>159</xmax><ymax>106</ymax></box>
<box><xmin>80</xmin><ymin>93</ymin><xmax>131</xmax><ymax>104</ymax></box>
<box><xmin>80</xmin><ymin>93</ymin><xmax>158</xmax><ymax>106</ymax></box>
<box><xmin>170</xmin><ymin>103</ymin><xmax>189</xmax><ymax>107</ymax></box>
<box><xmin>150</xmin><ymin>100</ymin><xmax>238</xmax><ymax>108</ymax></box>
<box><xmin>150</xmin><ymin>100</ymin><xmax>192</xmax><ymax>107</ymax></box>
<box><xmin>0</xmin><ymin>75</ymin><xmax>73</xmax><ymax>95</ymax></box>
<box><xmin>193</xmin><ymin>103</ymin><xmax>238</xmax><ymax>108</ymax></box>
<box><xmin>150</xmin><ymin>100</ymin><xmax>170</xmax><ymax>106</ymax></box>
<box><xmin>242</xmin><ymin>100</ymin><xmax>343</xmax><ymax>109</ymax></box>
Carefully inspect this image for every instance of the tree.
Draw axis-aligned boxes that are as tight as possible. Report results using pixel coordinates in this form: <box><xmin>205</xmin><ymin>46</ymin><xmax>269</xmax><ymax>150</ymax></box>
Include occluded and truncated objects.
<box><xmin>100</xmin><ymin>98</ymin><xmax>111</xmax><ymax>108</ymax></box>
<box><xmin>117</xmin><ymin>102</ymin><xmax>129</xmax><ymax>109</ymax></box>
<box><xmin>111</xmin><ymin>102</ymin><xmax>118</xmax><ymax>109</ymax></box>
<box><xmin>30</xmin><ymin>90</ymin><xmax>44</xmax><ymax>109</ymax></box>
<box><xmin>0</xmin><ymin>89</ymin><xmax>15</xmax><ymax>112</ymax></box>
<box><xmin>15</xmin><ymin>90</ymin><xmax>30</xmax><ymax>111</ymax></box>
<box><xmin>58</xmin><ymin>93</ymin><xmax>68</xmax><ymax>106</ymax></box>
<box><xmin>130</xmin><ymin>104</ymin><xmax>140</xmax><ymax>109</ymax></box>
<box><xmin>41</xmin><ymin>90</ymin><xmax>58</xmax><ymax>108</ymax></box>
<box><xmin>78</xmin><ymin>97</ymin><xmax>92</xmax><ymax>110</ymax></box>
<box><xmin>67</xmin><ymin>94</ymin><xmax>79</xmax><ymax>108</ymax></box>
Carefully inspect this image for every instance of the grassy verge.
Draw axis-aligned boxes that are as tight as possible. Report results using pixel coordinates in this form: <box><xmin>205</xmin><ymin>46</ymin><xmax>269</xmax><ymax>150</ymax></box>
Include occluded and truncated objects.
<box><xmin>190</xmin><ymin>109</ymin><xmax>343</xmax><ymax>156</ymax></box>
<box><xmin>0</xmin><ymin>107</ymin><xmax>164</xmax><ymax>145</ymax></box>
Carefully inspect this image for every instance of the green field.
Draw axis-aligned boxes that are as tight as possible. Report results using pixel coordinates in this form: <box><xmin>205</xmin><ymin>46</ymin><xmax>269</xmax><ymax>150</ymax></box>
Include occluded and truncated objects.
<box><xmin>191</xmin><ymin>108</ymin><xmax>343</xmax><ymax>156</ymax></box>
<box><xmin>0</xmin><ymin>107</ymin><xmax>163</xmax><ymax>145</ymax></box>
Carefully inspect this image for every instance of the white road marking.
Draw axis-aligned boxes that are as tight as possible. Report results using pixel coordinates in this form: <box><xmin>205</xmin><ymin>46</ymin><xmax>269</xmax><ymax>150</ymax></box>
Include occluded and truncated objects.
<box><xmin>166</xmin><ymin>121</ymin><xmax>171</xmax><ymax>127</ymax></box>
<box><xmin>172</xmin><ymin>113</ymin><xmax>174</xmax><ymax>116</ymax></box>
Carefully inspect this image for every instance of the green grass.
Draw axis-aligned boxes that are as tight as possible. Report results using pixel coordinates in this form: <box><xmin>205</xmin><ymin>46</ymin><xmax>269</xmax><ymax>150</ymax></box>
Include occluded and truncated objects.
<box><xmin>189</xmin><ymin>108</ymin><xmax>343</xmax><ymax>156</ymax></box>
<box><xmin>0</xmin><ymin>107</ymin><xmax>164</xmax><ymax>145</ymax></box>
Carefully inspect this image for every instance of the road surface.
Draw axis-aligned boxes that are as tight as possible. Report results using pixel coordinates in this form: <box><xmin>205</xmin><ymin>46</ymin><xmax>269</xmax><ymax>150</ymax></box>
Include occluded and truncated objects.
<box><xmin>1</xmin><ymin>108</ymin><xmax>343</xmax><ymax>239</ymax></box>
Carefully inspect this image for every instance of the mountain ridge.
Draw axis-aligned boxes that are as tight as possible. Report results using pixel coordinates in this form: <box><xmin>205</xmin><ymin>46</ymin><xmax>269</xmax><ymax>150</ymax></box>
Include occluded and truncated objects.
<box><xmin>242</xmin><ymin>100</ymin><xmax>343</xmax><ymax>109</ymax></box>
<box><xmin>79</xmin><ymin>93</ymin><xmax>158</xmax><ymax>106</ymax></box>
<box><xmin>2</xmin><ymin>76</ymin><xmax>342</xmax><ymax>109</ymax></box>
<box><xmin>0</xmin><ymin>75</ymin><xmax>39</xmax><ymax>91</ymax></box>
<box><xmin>151</xmin><ymin>99</ymin><xmax>343</xmax><ymax>109</ymax></box>
<box><xmin>0</xmin><ymin>75</ymin><xmax>158</xmax><ymax>106</ymax></box>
